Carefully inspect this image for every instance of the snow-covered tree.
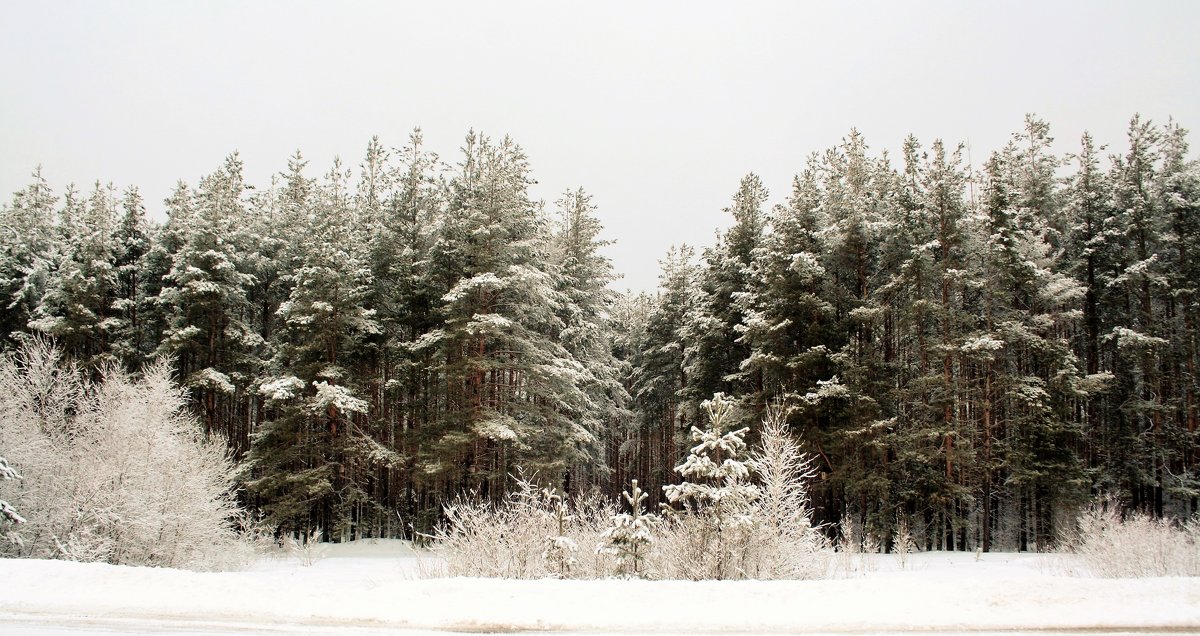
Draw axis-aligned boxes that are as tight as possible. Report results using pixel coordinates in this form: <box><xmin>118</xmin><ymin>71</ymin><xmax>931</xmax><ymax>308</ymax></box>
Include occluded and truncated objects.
<box><xmin>423</xmin><ymin>132</ymin><xmax>593</xmax><ymax>494</ymax></box>
<box><xmin>663</xmin><ymin>393</ymin><xmax>759</xmax><ymax>579</ymax></box>
<box><xmin>685</xmin><ymin>175</ymin><xmax>769</xmax><ymax>421</ymax></box>
<box><xmin>598</xmin><ymin>479</ymin><xmax>657</xmax><ymax>577</ymax></box>
<box><xmin>108</xmin><ymin>186</ymin><xmax>154</xmax><ymax>369</ymax></box>
<box><xmin>625</xmin><ymin>245</ymin><xmax>698</xmax><ymax>497</ymax></box>
<box><xmin>247</xmin><ymin>157</ymin><xmax>389</xmax><ymax>538</ymax></box>
<box><xmin>0</xmin><ymin>168</ymin><xmax>57</xmax><ymax>349</ymax></box>
<box><xmin>154</xmin><ymin>156</ymin><xmax>259</xmax><ymax>436</ymax></box>
<box><xmin>551</xmin><ymin>187</ymin><xmax>630</xmax><ymax>491</ymax></box>
<box><xmin>974</xmin><ymin>117</ymin><xmax>1087</xmax><ymax>549</ymax></box>
<box><xmin>1</xmin><ymin>454</ymin><xmax>25</xmax><ymax>545</ymax></box>
<box><xmin>29</xmin><ymin>181</ymin><xmax>120</xmax><ymax>369</ymax></box>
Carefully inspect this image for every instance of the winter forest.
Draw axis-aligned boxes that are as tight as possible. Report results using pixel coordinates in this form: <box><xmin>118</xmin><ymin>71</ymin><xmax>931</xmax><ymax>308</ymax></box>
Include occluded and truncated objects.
<box><xmin>2</xmin><ymin>113</ymin><xmax>1199</xmax><ymax>566</ymax></box>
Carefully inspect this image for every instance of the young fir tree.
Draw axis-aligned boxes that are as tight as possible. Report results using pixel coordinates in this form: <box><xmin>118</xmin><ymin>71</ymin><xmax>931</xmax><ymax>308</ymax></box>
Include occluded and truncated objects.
<box><xmin>663</xmin><ymin>392</ymin><xmax>759</xmax><ymax>579</ymax></box>
<box><xmin>542</xmin><ymin>490</ymin><xmax>579</xmax><ymax>578</ymax></box>
<box><xmin>599</xmin><ymin>479</ymin><xmax>657</xmax><ymax>577</ymax></box>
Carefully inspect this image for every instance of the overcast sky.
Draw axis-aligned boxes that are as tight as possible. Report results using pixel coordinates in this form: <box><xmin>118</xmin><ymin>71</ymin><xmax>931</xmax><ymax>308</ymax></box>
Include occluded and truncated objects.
<box><xmin>2</xmin><ymin>1</ymin><xmax>1198</xmax><ymax>293</ymax></box>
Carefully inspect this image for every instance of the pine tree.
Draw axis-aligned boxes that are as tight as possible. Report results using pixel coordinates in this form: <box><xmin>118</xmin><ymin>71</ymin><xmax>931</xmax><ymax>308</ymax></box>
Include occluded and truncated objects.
<box><xmin>663</xmin><ymin>393</ymin><xmax>759</xmax><ymax>579</ymax></box>
<box><xmin>627</xmin><ymin>245</ymin><xmax>698</xmax><ymax>498</ymax></box>
<box><xmin>599</xmin><ymin>479</ymin><xmax>657</xmax><ymax>577</ymax></box>
<box><xmin>248</xmin><ymin>158</ymin><xmax>389</xmax><ymax>538</ymax></box>
<box><xmin>552</xmin><ymin>187</ymin><xmax>629</xmax><ymax>492</ymax></box>
<box><xmin>154</xmin><ymin>155</ymin><xmax>257</xmax><ymax>437</ymax></box>
<box><xmin>685</xmin><ymin>174</ymin><xmax>769</xmax><ymax>421</ymax></box>
<box><xmin>805</xmin><ymin>132</ymin><xmax>896</xmax><ymax>534</ymax></box>
<box><xmin>0</xmin><ymin>168</ymin><xmax>57</xmax><ymax>349</ymax></box>
<box><xmin>29</xmin><ymin>181</ymin><xmax>120</xmax><ymax>370</ymax></box>
<box><xmin>1107</xmin><ymin>115</ymin><xmax>1170</xmax><ymax>516</ymax></box>
<box><xmin>109</xmin><ymin>187</ymin><xmax>153</xmax><ymax>368</ymax></box>
<box><xmin>425</xmin><ymin>132</ymin><xmax>591</xmax><ymax>496</ymax></box>
<box><xmin>1155</xmin><ymin>120</ymin><xmax>1200</xmax><ymax>509</ymax></box>
<box><xmin>884</xmin><ymin>136</ymin><xmax>977</xmax><ymax>549</ymax></box>
<box><xmin>1064</xmin><ymin>132</ymin><xmax>1122</xmax><ymax>500</ymax></box>
<box><xmin>739</xmin><ymin>161</ymin><xmax>834</xmax><ymax>406</ymax></box>
<box><xmin>976</xmin><ymin>117</ymin><xmax>1087</xmax><ymax>549</ymax></box>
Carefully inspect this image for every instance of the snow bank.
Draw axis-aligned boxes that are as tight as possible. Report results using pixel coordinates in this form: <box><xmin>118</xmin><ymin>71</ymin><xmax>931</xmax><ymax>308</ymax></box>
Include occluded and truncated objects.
<box><xmin>2</xmin><ymin>541</ymin><xmax>1197</xmax><ymax>633</ymax></box>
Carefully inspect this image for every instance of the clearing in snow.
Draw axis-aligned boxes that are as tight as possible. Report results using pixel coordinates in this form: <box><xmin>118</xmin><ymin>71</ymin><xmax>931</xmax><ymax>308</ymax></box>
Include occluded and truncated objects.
<box><xmin>2</xmin><ymin>540</ymin><xmax>1198</xmax><ymax>634</ymax></box>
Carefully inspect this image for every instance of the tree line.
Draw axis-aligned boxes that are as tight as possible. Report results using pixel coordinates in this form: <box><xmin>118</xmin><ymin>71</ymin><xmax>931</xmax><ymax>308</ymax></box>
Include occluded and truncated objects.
<box><xmin>1</xmin><ymin>116</ymin><xmax>1196</xmax><ymax>550</ymax></box>
<box><xmin>625</xmin><ymin>115</ymin><xmax>1198</xmax><ymax>551</ymax></box>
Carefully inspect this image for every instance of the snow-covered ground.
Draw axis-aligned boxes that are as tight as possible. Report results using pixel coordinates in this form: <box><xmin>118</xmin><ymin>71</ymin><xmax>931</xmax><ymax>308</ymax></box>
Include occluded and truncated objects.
<box><xmin>2</xmin><ymin>540</ymin><xmax>1198</xmax><ymax>635</ymax></box>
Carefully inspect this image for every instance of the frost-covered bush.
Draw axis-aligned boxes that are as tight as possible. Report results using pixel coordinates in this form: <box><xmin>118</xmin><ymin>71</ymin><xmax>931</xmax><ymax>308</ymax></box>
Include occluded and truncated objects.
<box><xmin>892</xmin><ymin>516</ymin><xmax>916</xmax><ymax>570</ymax></box>
<box><xmin>0</xmin><ymin>341</ymin><xmax>252</xmax><ymax>570</ymax></box>
<box><xmin>286</xmin><ymin>528</ymin><xmax>328</xmax><ymax>567</ymax></box>
<box><xmin>1059</xmin><ymin>500</ymin><xmax>1200</xmax><ymax>578</ymax></box>
<box><xmin>745</xmin><ymin>403</ymin><xmax>829</xmax><ymax>579</ymax></box>
<box><xmin>832</xmin><ymin>514</ymin><xmax>880</xmax><ymax>576</ymax></box>
<box><xmin>432</xmin><ymin>396</ymin><xmax>830</xmax><ymax>581</ymax></box>
<box><xmin>434</xmin><ymin>477</ymin><xmax>616</xmax><ymax>579</ymax></box>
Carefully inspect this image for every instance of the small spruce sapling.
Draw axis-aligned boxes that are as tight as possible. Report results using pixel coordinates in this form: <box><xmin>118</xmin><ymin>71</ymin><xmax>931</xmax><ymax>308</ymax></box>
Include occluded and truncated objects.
<box><xmin>542</xmin><ymin>491</ymin><xmax>578</xmax><ymax>578</ymax></box>
<box><xmin>600</xmin><ymin>479</ymin><xmax>658</xmax><ymax>577</ymax></box>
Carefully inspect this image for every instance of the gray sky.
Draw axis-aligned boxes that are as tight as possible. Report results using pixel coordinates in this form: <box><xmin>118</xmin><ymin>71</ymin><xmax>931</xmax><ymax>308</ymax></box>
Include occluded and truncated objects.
<box><xmin>2</xmin><ymin>1</ymin><xmax>1198</xmax><ymax>293</ymax></box>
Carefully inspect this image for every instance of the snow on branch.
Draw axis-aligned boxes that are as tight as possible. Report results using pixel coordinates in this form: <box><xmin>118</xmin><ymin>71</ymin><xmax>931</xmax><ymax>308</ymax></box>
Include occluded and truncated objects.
<box><xmin>310</xmin><ymin>381</ymin><xmax>368</xmax><ymax>415</ymax></box>
<box><xmin>442</xmin><ymin>272</ymin><xmax>506</xmax><ymax>303</ymax></box>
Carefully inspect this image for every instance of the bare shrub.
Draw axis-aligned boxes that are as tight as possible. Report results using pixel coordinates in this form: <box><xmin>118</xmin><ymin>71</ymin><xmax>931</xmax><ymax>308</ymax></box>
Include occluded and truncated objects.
<box><xmin>432</xmin><ymin>398</ymin><xmax>832</xmax><ymax>581</ymax></box>
<box><xmin>745</xmin><ymin>403</ymin><xmax>830</xmax><ymax>579</ymax></box>
<box><xmin>286</xmin><ymin>528</ymin><xmax>328</xmax><ymax>566</ymax></box>
<box><xmin>893</xmin><ymin>516</ymin><xmax>916</xmax><ymax>570</ymax></box>
<box><xmin>433</xmin><ymin>477</ymin><xmax>616</xmax><ymax>579</ymax></box>
<box><xmin>833</xmin><ymin>514</ymin><xmax>879</xmax><ymax>576</ymax></box>
<box><xmin>1059</xmin><ymin>500</ymin><xmax>1200</xmax><ymax>578</ymax></box>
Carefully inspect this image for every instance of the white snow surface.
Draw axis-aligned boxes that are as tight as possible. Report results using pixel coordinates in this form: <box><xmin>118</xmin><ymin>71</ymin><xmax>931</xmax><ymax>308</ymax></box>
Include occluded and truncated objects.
<box><xmin>2</xmin><ymin>540</ymin><xmax>1198</xmax><ymax>634</ymax></box>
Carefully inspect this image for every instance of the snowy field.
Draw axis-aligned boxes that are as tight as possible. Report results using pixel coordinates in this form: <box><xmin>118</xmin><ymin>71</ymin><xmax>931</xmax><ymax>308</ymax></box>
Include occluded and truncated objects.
<box><xmin>2</xmin><ymin>540</ymin><xmax>1198</xmax><ymax>635</ymax></box>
